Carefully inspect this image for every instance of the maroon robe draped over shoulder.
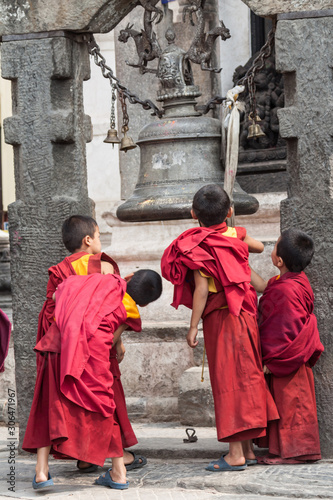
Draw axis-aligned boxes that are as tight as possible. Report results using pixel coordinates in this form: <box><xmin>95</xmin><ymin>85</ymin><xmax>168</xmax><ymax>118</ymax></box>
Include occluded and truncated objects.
<box><xmin>36</xmin><ymin>252</ymin><xmax>138</xmax><ymax>448</ymax></box>
<box><xmin>257</xmin><ymin>272</ymin><xmax>323</xmax><ymax>460</ymax></box>
<box><xmin>23</xmin><ymin>274</ymin><xmax>141</xmax><ymax>465</ymax></box>
<box><xmin>161</xmin><ymin>226</ymin><xmax>279</xmax><ymax>442</ymax></box>
<box><xmin>0</xmin><ymin>309</ymin><xmax>11</xmax><ymax>372</ymax></box>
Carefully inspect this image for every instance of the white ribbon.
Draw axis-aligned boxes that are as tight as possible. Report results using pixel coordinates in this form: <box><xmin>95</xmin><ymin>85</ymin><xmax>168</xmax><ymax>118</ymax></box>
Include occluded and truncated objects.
<box><xmin>222</xmin><ymin>85</ymin><xmax>245</xmax><ymax>206</ymax></box>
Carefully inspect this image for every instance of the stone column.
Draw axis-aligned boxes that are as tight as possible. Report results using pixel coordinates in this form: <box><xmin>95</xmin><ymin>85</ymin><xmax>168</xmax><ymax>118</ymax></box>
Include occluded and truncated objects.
<box><xmin>275</xmin><ymin>12</ymin><xmax>333</xmax><ymax>458</ymax></box>
<box><xmin>1</xmin><ymin>34</ymin><xmax>93</xmax><ymax>442</ymax></box>
<box><xmin>241</xmin><ymin>0</ymin><xmax>333</xmax><ymax>458</ymax></box>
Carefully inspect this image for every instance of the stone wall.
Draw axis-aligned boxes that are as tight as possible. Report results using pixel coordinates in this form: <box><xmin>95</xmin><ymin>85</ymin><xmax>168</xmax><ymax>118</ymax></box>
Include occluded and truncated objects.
<box><xmin>275</xmin><ymin>14</ymin><xmax>333</xmax><ymax>458</ymax></box>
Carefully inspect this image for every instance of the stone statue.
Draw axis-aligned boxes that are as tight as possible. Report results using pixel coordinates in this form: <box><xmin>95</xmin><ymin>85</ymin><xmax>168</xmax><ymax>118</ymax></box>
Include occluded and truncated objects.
<box><xmin>184</xmin><ymin>0</ymin><xmax>231</xmax><ymax>73</ymax></box>
<box><xmin>118</xmin><ymin>0</ymin><xmax>163</xmax><ymax>74</ymax></box>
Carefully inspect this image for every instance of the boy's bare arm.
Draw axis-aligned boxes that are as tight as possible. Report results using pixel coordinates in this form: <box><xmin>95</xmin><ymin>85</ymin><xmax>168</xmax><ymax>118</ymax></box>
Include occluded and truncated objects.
<box><xmin>187</xmin><ymin>270</ymin><xmax>209</xmax><ymax>348</ymax></box>
<box><xmin>250</xmin><ymin>266</ymin><xmax>268</xmax><ymax>293</ymax></box>
<box><xmin>113</xmin><ymin>337</ymin><xmax>126</xmax><ymax>363</ymax></box>
<box><xmin>243</xmin><ymin>234</ymin><xmax>264</xmax><ymax>253</ymax></box>
<box><xmin>101</xmin><ymin>261</ymin><xmax>114</xmax><ymax>274</ymax></box>
<box><xmin>112</xmin><ymin>324</ymin><xmax>128</xmax><ymax>346</ymax></box>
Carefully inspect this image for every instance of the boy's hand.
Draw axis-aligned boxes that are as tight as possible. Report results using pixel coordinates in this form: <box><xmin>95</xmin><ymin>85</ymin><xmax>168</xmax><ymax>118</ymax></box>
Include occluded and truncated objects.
<box><xmin>115</xmin><ymin>339</ymin><xmax>126</xmax><ymax>363</ymax></box>
<box><xmin>187</xmin><ymin>326</ymin><xmax>199</xmax><ymax>348</ymax></box>
<box><xmin>263</xmin><ymin>365</ymin><xmax>272</xmax><ymax>375</ymax></box>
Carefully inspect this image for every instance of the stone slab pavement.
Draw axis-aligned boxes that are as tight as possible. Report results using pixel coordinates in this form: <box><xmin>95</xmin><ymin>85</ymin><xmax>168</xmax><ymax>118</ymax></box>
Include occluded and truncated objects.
<box><xmin>0</xmin><ymin>424</ymin><xmax>332</xmax><ymax>500</ymax></box>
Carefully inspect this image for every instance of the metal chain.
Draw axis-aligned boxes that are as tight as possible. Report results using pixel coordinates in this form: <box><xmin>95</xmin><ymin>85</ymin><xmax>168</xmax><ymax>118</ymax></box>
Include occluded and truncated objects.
<box><xmin>237</xmin><ymin>20</ymin><xmax>276</xmax><ymax>120</ymax></box>
<box><xmin>85</xmin><ymin>34</ymin><xmax>163</xmax><ymax>118</ymax></box>
<box><xmin>109</xmin><ymin>84</ymin><xmax>117</xmax><ymax>129</ymax></box>
<box><xmin>200</xmin><ymin>20</ymin><xmax>276</xmax><ymax>116</ymax></box>
<box><xmin>118</xmin><ymin>90</ymin><xmax>129</xmax><ymax>132</ymax></box>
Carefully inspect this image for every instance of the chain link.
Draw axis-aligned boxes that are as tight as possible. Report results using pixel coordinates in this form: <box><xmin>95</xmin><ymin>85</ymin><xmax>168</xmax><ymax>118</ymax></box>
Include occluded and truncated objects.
<box><xmin>109</xmin><ymin>84</ymin><xmax>117</xmax><ymax>130</ymax></box>
<box><xmin>85</xmin><ymin>34</ymin><xmax>163</xmax><ymax>119</ymax></box>
<box><xmin>118</xmin><ymin>90</ymin><xmax>130</xmax><ymax>132</ymax></box>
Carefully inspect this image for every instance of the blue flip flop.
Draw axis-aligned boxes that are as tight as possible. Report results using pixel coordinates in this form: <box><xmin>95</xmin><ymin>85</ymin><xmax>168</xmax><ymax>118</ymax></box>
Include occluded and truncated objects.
<box><xmin>94</xmin><ymin>468</ymin><xmax>129</xmax><ymax>490</ymax></box>
<box><xmin>77</xmin><ymin>460</ymin><xmax>99</xmax><ymax>473</ymax></box>
<box><xmin>246</xmin><ymin>458</ymin><xmax>258</xmax><ymax>466</ymax></box>
<box><xmin>206</xmin><ymin>456</ymin><xmax>247</xmax><ymax>472</ymax></box>
<box><xmin>125</xmin><ymin>451</ymin><xmax>147</xmax><ymax>471</ymax></box>
<box><xmin>32</xmin><ymin>472</ymin><xmax>54</xmax><ymax>490</ymax></box>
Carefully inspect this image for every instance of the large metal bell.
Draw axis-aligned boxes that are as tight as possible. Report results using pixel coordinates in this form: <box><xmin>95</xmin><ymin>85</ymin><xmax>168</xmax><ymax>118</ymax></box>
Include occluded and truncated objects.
<box><xmin>120</xmin><ymin>131</ymin><xmax>137</xmax><ymax>153</ymax></box>
<box><xmin>117</xmin><ymin>102</ymin><xmax>259</xmax><ymax>222</ymax></box>
<box><xmin>103</xmin><ymin>128</ymin><xmax>121</xmax><ymax>145</ymax></box>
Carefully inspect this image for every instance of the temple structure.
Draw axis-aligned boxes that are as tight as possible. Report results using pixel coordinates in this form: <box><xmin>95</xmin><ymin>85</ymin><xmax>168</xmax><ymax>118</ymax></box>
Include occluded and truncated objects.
<box><xmin>0</xmin><ymin>0</ymin><xmax>332</xmax><ymax>457</ymax></box>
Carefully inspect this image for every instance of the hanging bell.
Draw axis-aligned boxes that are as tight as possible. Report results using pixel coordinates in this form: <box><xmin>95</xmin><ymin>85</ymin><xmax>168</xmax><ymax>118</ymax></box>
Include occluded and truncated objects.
<box><xmin>120</xmin><ymin>129</ymin><xmax>137</xmax><ymax>153</ymax></box>
<box><xmin>247</xmin><ymin>121</ymin><xmax>266</xmax><ymax>139</ymax></box>
<box><xmin>103</xmin><ymin>128</ymin><xmax>121</xmax><ymax>146</ymax></box>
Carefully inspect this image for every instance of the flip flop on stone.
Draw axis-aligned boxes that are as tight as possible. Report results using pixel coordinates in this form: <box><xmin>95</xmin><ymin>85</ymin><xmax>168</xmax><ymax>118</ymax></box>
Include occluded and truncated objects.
<box><xmin>206</xmin><ymin>456</ymin><xmax>247</xmax><ymax>472</ymax></box>
<box><xmin>125</xmin><ymin>451</ymin><xmax>147</xmax><ymax>471</ymax></box>
<box><xmin>76</xmin><ymin>460</ymin><xmax>99</xmax><ymax>473</ymax></box>
<box><xmin>94</xmin><ymin>468</ymin><xmax>129</xmax><ymax>490</ymax></box>
<box><xmin>32</xmin><ymin>472</ymin><xmax>54</xmax><ymax>490</ymax></box>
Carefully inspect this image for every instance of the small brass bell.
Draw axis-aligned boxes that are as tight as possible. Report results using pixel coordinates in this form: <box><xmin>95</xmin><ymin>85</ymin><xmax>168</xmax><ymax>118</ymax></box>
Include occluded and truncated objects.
<box><xmin>247</xmin><ymin>122</ymin><xmax>266</xmax><ymax>139</ymax></box>
<box><xmin>104</xmin><ymin>128</ymin><xmax>121</xmax><ymax>146</ymax></box>
<box><xmin>120</xmin><ymin>129</ymin><xmax>137</xmax><ymax>153</ymax></box>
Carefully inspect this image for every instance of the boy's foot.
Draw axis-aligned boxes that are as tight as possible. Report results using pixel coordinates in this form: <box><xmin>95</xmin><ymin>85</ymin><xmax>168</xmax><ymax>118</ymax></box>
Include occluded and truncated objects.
<box><xmin>258</xmin><ymin>455</ymin><xmax>307</xmax><ymax>465</ymax></box>
<box><xmin>123</xmin><ymin>450</ymin><xmax>147</xmax><ymax>471</ymax></box>
<box><xmin>32</xmin><ymin>472</ymin><xmax>54</xmax><ymax>490</ymax></box>
<box><xmin>95</xmin><ymin>468</ymin><xmax>129</xmax><ymax>490</ymax></box>
<box><xmin>206</xmin><ymin>456</ymin><xmax>247</xmax><ymax>472</ymax></box>
<box><xmin>77</xmin><ymin>460</ymin><xmax>99</xmax><ymax>473</ymax></box>
<box><xmin>245</xmin><ymin>458</ymin><xmax>258</xmax><ymax>466</ymax></box>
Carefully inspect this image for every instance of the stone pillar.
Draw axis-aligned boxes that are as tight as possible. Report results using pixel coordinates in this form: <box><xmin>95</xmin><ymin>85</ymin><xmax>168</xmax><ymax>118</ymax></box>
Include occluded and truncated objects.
<box><xmin>1</xmin><ymin>34</ymin><xmax>93</xmax><ymax>443</ymax></box>
<box><xmin>241</xmin><ymin>0</ymin><xmax>333</xmax><ymax>458</ymax></box>
<box><xmin>275</xmin><ymin>12</ymin><xmax>333</xmax><ymax>458</ymax></box>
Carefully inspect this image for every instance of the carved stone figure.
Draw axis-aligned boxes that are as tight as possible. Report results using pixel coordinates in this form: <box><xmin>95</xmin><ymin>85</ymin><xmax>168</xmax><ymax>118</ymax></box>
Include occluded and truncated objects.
<box><xmin>118</xmin><ymin>0</ymin><xmax>163</xmax><ymax>74</ymax></box>
<box><xmin>184</xmin><ymin>0</ymin><xmax>231</xmax><ymax>73</ymax></box>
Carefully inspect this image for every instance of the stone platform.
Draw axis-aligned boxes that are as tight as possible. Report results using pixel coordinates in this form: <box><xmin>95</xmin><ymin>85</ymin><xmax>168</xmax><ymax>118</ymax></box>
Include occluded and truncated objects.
<box><xmin>0</xmin><ymin>424</ymin><xmax>332</xmax><ymax>500</ymax></box>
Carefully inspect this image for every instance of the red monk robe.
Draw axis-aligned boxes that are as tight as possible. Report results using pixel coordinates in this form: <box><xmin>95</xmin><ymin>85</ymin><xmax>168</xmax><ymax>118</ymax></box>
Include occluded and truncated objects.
<box><xmin>23</xmin><ymin>274</ymin><xmax>141</xmax><ymax>466</ymax></box>
<box><xmin>36</xmin><ymin>251</ymin><xmax>138</xmax><ymax>448</ymax></box>
<box><xmin>161</xmin><ymin>224</ymin><xmax>279</xmax><ymax>443</ymax></box>
<box><xmin>257</xmin><ymin>271</ymin><xmax>324</xmax><ymax>461</ymax></box>
<box><xmin>0</xmin><ymin>309</ymin><xmax>11</xmax><ymax>372</ymax></box>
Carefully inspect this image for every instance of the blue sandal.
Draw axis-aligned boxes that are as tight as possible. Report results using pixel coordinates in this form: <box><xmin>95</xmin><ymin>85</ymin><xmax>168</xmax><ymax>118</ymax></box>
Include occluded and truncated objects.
<box><xmin>32</xmin><ymin>472</ymin><xmax>54</xmax><ymax>490</ymax></box>
<box><xmin>246</xmin><ymin>458</ymin><xmax>258</xmax><ymax>466</ymax></box>
<box><xmin>95</xmin><ymin>468</ymin><xmax>129</xmax><ymax>489</ymax></box>
<box><xmin>206</xmin><ymin>456</ymin><xmax>247</xmax><ymax>472</ymax></box>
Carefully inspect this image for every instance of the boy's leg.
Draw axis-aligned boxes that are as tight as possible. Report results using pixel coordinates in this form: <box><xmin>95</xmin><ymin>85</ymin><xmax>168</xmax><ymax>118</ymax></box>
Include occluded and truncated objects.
<box><xmin>110</xmin><ymin>456</ymin><xmax>127</xmax><ymax>484</ymax></box>
<box><xmin>35</xmin><ymin>446</ymin><xmax>51</xmax><ymax>483</ymax></box>
<box><xmin>222</xmin><ymin>442</ymin><xmax>246</xmax><ymax>467</ymax></box>
<box><xmin>241</xmin><ymin>440</ymin><xmax>256</xmax><ymax>460</ymax></box>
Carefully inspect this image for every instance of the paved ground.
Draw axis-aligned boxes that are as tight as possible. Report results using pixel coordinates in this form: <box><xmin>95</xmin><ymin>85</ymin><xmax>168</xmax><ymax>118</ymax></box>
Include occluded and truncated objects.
<box><xmin>0</xmin><ymin>424</ymin><xmax>332</xmax><ymax>499</ymax></box>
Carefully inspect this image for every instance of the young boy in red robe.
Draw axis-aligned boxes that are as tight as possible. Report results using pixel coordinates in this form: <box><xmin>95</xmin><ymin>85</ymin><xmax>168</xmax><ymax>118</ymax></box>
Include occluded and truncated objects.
<box><xmin>36</xmin><ymin>215</ymin><xmax>145</xmax><ymax>472</ymax></box>
<box><xmin>251</xmin><ymin>228</ymin><xmax>323</xmax><ymax>464</ymax></box>
<box><xmin>161</xmin><ymin>184</ymin><xmax>279</xmax><ymax>472</ymax></box>
<box><xmin>23</xmin><ymin>269</ymin><xmax>162</xmax><ymax>490</ymax></box>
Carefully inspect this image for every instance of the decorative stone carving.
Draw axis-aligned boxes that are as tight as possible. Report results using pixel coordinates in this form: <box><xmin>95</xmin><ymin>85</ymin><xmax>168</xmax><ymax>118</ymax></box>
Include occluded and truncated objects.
<box><xmin>2</xmin><ymin>35</ymin><xmax>94</xmax><ymax>443</ymax></box>
<box><xmin>0</xmin><ymin>0</ymin><xmax>139</xmax><ymax>35</ymax></box>
<box><xmin>240</xmin><ymin>1</ymin><xmax>333</xmax><ymax>17</ymax></box>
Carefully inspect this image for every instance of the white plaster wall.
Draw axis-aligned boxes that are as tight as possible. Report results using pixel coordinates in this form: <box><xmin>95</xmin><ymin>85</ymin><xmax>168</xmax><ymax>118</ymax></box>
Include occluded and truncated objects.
<box><xmin>218</xmin><ymin>0</ymin><xmax>251</xmax><ymax>96</ymax></box>
<box><xmin>0</xmin><ymin>73</ymin><xmax>15</xmax><ymax>211</ymax></box>
<box><xmin>83</xmin><ymin>32</ymin><xmax>121</xmax><ymax>235</ymax></box>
